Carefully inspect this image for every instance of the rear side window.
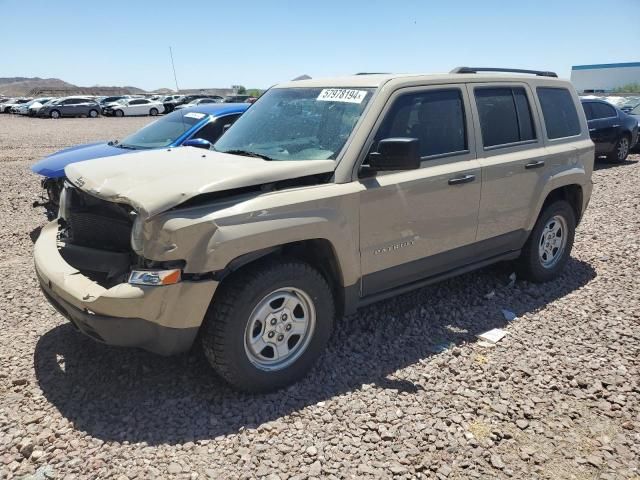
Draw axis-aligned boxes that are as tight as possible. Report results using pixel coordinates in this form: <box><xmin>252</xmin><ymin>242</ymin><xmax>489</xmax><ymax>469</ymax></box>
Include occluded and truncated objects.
<box><xmin>474</xmin><ymin>87</ymin><xmax>536</xmax><ymax>148</ymax></box>
<box><xmin>376</xmin><ymin>89</ymin><xmax>467</xmax><ymax>158</ymax></box>
<box><xmin>537</xmin><ymin>87</ymin><xmax>581</xmax><ymax>139</ymax></box>
<box><xmin>591</xmin><ymin>102</ymin><xmax>617</xmax><ymax>119</ymax></box>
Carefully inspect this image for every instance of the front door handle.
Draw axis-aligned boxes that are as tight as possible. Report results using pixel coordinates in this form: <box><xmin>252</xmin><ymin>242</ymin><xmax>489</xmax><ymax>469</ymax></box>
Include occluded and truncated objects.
<box><xmin>448</xmin><ymin>174</ymin><xmax>476</xmax><ymax>185</ymax></box>
<box><xmin>525</xmin><ymin>160</ymin><xmax>545</xmax><ymax>169</ymax></box>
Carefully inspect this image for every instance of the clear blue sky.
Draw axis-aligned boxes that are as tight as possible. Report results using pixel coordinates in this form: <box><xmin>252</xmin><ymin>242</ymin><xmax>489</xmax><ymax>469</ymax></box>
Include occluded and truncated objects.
<box><xmin>1</xmin><ymin>0</ymin><xmax>639</xmax><ymax>91</ymax></box>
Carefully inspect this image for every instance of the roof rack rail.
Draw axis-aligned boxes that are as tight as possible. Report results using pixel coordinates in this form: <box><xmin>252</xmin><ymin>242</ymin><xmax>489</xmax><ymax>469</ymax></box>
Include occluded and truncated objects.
<box><xmin>450</xmin><ymin>67</ymin><xmax>558</xmax><ymax>78</ymax></box>
<box><xmin>354</xmin><ymin>72</ymin><xmax>390</xmax><ymax>75</ymax></box>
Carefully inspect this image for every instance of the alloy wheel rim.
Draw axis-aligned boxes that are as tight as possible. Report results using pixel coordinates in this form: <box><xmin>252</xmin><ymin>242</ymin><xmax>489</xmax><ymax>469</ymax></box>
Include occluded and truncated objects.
<box><xmin>538</xmin><ymin>215</ymin><xmax>568</xmax><ymax>269</ymax></box>
<box><xmin>618</xmin><ymin>138</ymin><xmax>629</xmax><ymax>161</ymax></box>
<box><xmin>244</xmin><ymin>287</ymin><xmax>316</xmax><ymax>371</ymax></box>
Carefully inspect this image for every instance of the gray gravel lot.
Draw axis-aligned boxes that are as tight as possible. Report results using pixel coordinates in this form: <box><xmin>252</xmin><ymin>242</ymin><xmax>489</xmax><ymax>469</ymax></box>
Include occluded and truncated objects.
<box><xmin>0</xmin><ymin>115</ymin><xmax>638</xmax><ymax>480</ymax></box>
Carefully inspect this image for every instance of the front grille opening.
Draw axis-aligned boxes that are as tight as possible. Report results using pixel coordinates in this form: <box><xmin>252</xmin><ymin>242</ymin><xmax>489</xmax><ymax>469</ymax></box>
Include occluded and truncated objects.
<box><xmin>64</xmin><ymin>187</ymin><xmax>135</xmax><ymax>252</ymax></box>
<box><xmin>60</xmin><ymin>186</ymin><xmax>137</xmax><ymax>288</ymax></box>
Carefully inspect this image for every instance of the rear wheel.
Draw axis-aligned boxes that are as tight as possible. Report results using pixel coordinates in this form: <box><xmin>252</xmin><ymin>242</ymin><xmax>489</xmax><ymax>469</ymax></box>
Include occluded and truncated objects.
<box><xmin>516</xmin><ymin>200</ymin><xmax>576</xmax><ymax>283</ymax></box>
<box><xmin>50</xmin><ymin>110</ymin><xmax>61</xmax><ymax>119</ymax></box>
<box><xmin>201</xmin><ymin>259</ymin><xmax>335</xmax><ymax>393</ymax></box>
<box><xmin>608</xmin><ymin>135</ymin><xmax>630</xmax><ymax>162</ymax></box>
<box><xmin>114</xmin><ymin>109</ymin><xmax>124</xmax><ymax>117</ymax></box>
<box><xmin>149</xmin><ymin>108</ymin><xmax>158</xmax><ymax>116</ymax></box>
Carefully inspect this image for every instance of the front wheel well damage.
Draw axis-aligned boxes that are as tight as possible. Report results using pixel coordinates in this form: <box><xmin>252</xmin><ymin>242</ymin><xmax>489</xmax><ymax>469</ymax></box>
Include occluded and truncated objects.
<box><xmin>212</xmin><ymin>239</ymin><xmax>346</xmax><ymax>317</ymax></box>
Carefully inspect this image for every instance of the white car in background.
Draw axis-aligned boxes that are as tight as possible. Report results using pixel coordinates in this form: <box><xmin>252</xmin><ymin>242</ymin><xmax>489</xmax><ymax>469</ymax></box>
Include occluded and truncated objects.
<box><xmin>174</xmin><ymin>98</ymin><xmax>223</xmax><ymax>110</ymax></box>
<box><xmin>16</xmin><ymin>97</ymin><xmax>55</xmax><ymax>116</ymax></box>
<box><xmin>1</xmin><ymin>98</ymin><xmax>32</xmax><ymax>113</ymax></box>
<box><xmin>103</xmin><ymin>98</ymin><xmax>165</xmax><ymax>117</ymax></box>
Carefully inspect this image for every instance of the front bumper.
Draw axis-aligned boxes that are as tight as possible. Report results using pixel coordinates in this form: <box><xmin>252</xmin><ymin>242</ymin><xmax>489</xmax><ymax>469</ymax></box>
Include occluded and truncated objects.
<box><xmin>34</xmin><ymin>221</ymin><xmax>218</xmax><ymax>355</ymax></box>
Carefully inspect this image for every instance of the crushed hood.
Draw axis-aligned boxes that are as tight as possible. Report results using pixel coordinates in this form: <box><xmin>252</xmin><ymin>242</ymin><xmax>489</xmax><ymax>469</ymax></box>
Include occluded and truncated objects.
<box><xmin>64</xmin><ymin>147</ymin><xmax>336</xmax><ymax>218</ymax></box>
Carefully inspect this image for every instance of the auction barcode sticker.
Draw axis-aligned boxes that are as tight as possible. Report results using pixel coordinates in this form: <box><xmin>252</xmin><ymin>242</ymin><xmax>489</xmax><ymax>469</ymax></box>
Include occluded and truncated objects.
<box><xmin>317</xmin><ymin>89</ymin><xmax>368</xmax><ymax>104</ymax></box>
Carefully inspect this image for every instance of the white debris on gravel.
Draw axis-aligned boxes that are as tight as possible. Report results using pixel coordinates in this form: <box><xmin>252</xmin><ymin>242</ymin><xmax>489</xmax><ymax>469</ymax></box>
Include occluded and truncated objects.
<box><xmin>477</xmin><ymin>328</ymin><xmax>508</xmax><ymax>344</ymax></box>
<box><xmin>0</xmin><ymin>116</ymin><xmax>639</xmax><ymax>479</ymax></box>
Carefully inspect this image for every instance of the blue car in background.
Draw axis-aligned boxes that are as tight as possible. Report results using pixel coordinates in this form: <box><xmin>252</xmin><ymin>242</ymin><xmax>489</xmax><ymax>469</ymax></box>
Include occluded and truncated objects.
<box><xmin>32</xmin><ymin>103</ymin><xmax>249</xmax><ymax>218</ymax></box>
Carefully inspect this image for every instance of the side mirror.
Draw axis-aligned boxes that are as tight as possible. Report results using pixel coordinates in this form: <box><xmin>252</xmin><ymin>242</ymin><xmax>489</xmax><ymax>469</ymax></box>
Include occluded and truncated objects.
<box><xmin>183</xmin><ymin>138</ymin><xmax>212</xmax><ymax>150</ymax></box>
<box><xmin>366</xmin><ymin>138</ymin><xmax>421</xmax><ymax>171</ymax></box>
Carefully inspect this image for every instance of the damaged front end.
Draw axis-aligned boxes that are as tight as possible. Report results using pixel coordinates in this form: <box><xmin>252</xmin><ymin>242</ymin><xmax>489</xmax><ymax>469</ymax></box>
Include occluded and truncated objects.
<box><xmin>34</xmin><ymin>183</ymin><xmax>218</xmax><ymax>355</ymax></box>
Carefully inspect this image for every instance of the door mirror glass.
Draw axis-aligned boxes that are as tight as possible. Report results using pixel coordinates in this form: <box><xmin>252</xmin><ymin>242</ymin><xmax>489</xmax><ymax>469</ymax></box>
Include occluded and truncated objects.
<box><xmin>183</xmin><ymin>138</ymin><xmax>212</xmax><ymax>149</ymax></box>
<box><xmin>367</xmin><ymin>138</ymin><xmax>421</xmax><ymax>171</ymax></box>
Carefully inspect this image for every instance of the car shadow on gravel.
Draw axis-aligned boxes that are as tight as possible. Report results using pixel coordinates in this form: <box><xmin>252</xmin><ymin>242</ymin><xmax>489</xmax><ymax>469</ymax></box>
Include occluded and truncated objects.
<box><xmin>594</xmin><ymin>158</ymin><xmax>638</xmax><ymax>170</ymax></box>
<box><xmin>33</xmin><ymin>257</ymin><xmax>596</xmax><ymax>445</ymax></box>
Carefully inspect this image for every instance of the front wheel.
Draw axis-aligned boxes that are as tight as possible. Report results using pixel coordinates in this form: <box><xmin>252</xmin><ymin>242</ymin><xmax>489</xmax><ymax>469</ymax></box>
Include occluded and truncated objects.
<box><xmin>114</xmin><ymin>109</ymin><xmax>124</xmax><ymax>117</ymax></box>
<box><xmin>50</xmin><ymin>110</ymin><xmax>61</xmax><ymax>119</ymax></box>
<box><xmin>516</xmin><ymin>200</ymin><xmax>576</xmax><ymax>283</ymax></box>
<box><xmin>201</xmin><ymin>259</ymin><xmax>335</xmax><ymax>393</ymax></box>
<box><xmin>607</xmin><ymin>135</ymin><xmax>630</xmax><ymax>163</ymax></box>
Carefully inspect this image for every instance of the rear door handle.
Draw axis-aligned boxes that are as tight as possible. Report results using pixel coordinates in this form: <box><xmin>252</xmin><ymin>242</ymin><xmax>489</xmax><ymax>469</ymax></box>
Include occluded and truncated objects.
<box><xmin>525</xmin><ymin>160</ymin><xmax>545</xmax><ymax>169</ymax></box>
<box><xmin>448</xmin><ymin>174</ymin><xmax>476</xmax><ymax>185</ymax></box>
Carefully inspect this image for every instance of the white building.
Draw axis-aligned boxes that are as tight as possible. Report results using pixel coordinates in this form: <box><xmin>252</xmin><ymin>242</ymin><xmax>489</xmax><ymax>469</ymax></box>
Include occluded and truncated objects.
<box><xmin>570</xmin><ymin>62</ymin><xmax>640</xmax><ymax>93</ymax></box>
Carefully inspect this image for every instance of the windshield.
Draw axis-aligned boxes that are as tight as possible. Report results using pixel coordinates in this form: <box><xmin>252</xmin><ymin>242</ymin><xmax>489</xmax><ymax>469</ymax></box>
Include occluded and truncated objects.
<box><xmin>119</xmin><ymin>110</ymin><xmax>206</xmax><ymax>148</ymax></box>
<box><xmin>214</xmin><ymin>87</ymin><xmax>374</xmax><ymax>160</ymax></box>
<box><xmin>631</xmin><ymin>104</ymin><xmax>640</xmax><ymax>115</ymax></box>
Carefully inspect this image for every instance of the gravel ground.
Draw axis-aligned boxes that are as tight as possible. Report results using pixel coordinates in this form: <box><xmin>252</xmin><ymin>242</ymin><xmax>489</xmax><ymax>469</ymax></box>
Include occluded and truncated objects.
<box><xmin>0</xmin><ymin>115</ymin><xmax>638</xmax><ymax>480</ymax></box>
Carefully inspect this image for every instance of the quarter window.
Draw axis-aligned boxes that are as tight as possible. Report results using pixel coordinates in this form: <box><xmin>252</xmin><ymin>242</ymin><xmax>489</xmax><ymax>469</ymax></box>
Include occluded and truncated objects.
<box><xmin>475</xmin><ymin>87</ymin><xmax>536</xmax><ymax>148</ymax></box>
<box><xmin>537</xmin><ymin>87</ymin><xmax>581</xmax><ymax>139</ymax></box>
<box><xmin>376</xmin><ymin>89</ymin><xmax>467</xmax><ymax>158</ymax></box>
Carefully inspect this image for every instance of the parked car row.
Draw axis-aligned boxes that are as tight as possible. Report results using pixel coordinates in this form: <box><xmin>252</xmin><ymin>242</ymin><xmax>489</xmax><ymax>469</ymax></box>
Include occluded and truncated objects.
<box><xmin>0</xmin><ymin>93</ymin><xmax>257</xmax><ymax>118</ymax></box>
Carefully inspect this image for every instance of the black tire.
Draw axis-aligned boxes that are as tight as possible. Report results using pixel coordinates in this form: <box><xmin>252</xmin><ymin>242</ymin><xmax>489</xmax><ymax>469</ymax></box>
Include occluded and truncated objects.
<box><xmin>50</xmin><ymin>110</ymin><xmax>61</xmax><ymax>119</ymax></box>
<box><xmin>516</xmin><ymin>200</ymin><xmax>576</xmax><ymax>283</ymax></box>
<box><xmin>201</xmin><ymin>258</ymin><xmax>335</xmax><ymax>393</ymax></box>
<box><xmin>149</xmin><ymin>108</ymin><xmax>158</xmax><ymax>116</ymax></box>
<box><xmin>88</xmin><ymin>109</ymin><xmax>99</xmax><ymax>118</ymax></box>
<box><xmin>607</xmin><ymin>135</ymin><xmax>630</xmax><ymax>163</ymax></box>
<box><xmin>114</xmin><ymin>109</ymin><xmax>124</xmax><ymax>117</ymax></box>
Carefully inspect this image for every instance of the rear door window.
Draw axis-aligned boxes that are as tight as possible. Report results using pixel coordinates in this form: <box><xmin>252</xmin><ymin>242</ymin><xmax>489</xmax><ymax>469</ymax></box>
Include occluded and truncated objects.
<box><xmin>591</xmin><ymin>102</ymin><xmax>617</xmax><ymax>119</ymax></box>
<box><xmin>375</xmin><ymin>89</ymin><xmax>468</xmax><ymax>158</ymax></box>
<box><xmin>536</xmin><ymin>87</ymin><xmax>581</xmax><ymax>139</ymax></box>
<box><xmin>474</xmin><ymin>87</ymin><xmax>536</xmax><ymax>148</ymax></box>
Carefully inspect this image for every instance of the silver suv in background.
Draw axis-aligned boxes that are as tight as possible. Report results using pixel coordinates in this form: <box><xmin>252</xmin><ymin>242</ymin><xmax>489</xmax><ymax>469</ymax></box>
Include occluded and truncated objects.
<box><xmin>37</xmin><ymin>97</ymin><xmax>101</xmax><ymax>119</ymax></box>
<box><xmin>34</xmin><ymin>68</ymin><xmax>594</xmax><ymax>392</ymax></box>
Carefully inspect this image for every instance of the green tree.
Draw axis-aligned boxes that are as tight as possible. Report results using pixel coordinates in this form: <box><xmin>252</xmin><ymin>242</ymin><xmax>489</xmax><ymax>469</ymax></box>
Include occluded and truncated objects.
<box><xmin>612</xmin><ymin>83</ymin><xmax>640</xmax><ymax>93</ymax></box>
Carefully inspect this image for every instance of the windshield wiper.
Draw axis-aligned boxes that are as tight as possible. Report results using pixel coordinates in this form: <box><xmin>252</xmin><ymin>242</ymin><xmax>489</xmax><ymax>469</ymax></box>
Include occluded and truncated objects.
<box><xmin>221</xmin><ymin>149</ymin><xmax>274</xmax><ymax>161</ymax></box>
<box><xmin>117</xmin><ymin>143</ymin><xmax>138</xmax><ymax>150</ymax></box>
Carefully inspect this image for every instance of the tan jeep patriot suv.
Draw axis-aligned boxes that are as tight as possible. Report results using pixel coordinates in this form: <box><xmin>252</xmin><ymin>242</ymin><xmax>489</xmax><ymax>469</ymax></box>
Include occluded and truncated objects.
<box><xmin>34</xmin><ymin>67</ymin><xmax>594</xmax><ymax>392</ymax></box>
